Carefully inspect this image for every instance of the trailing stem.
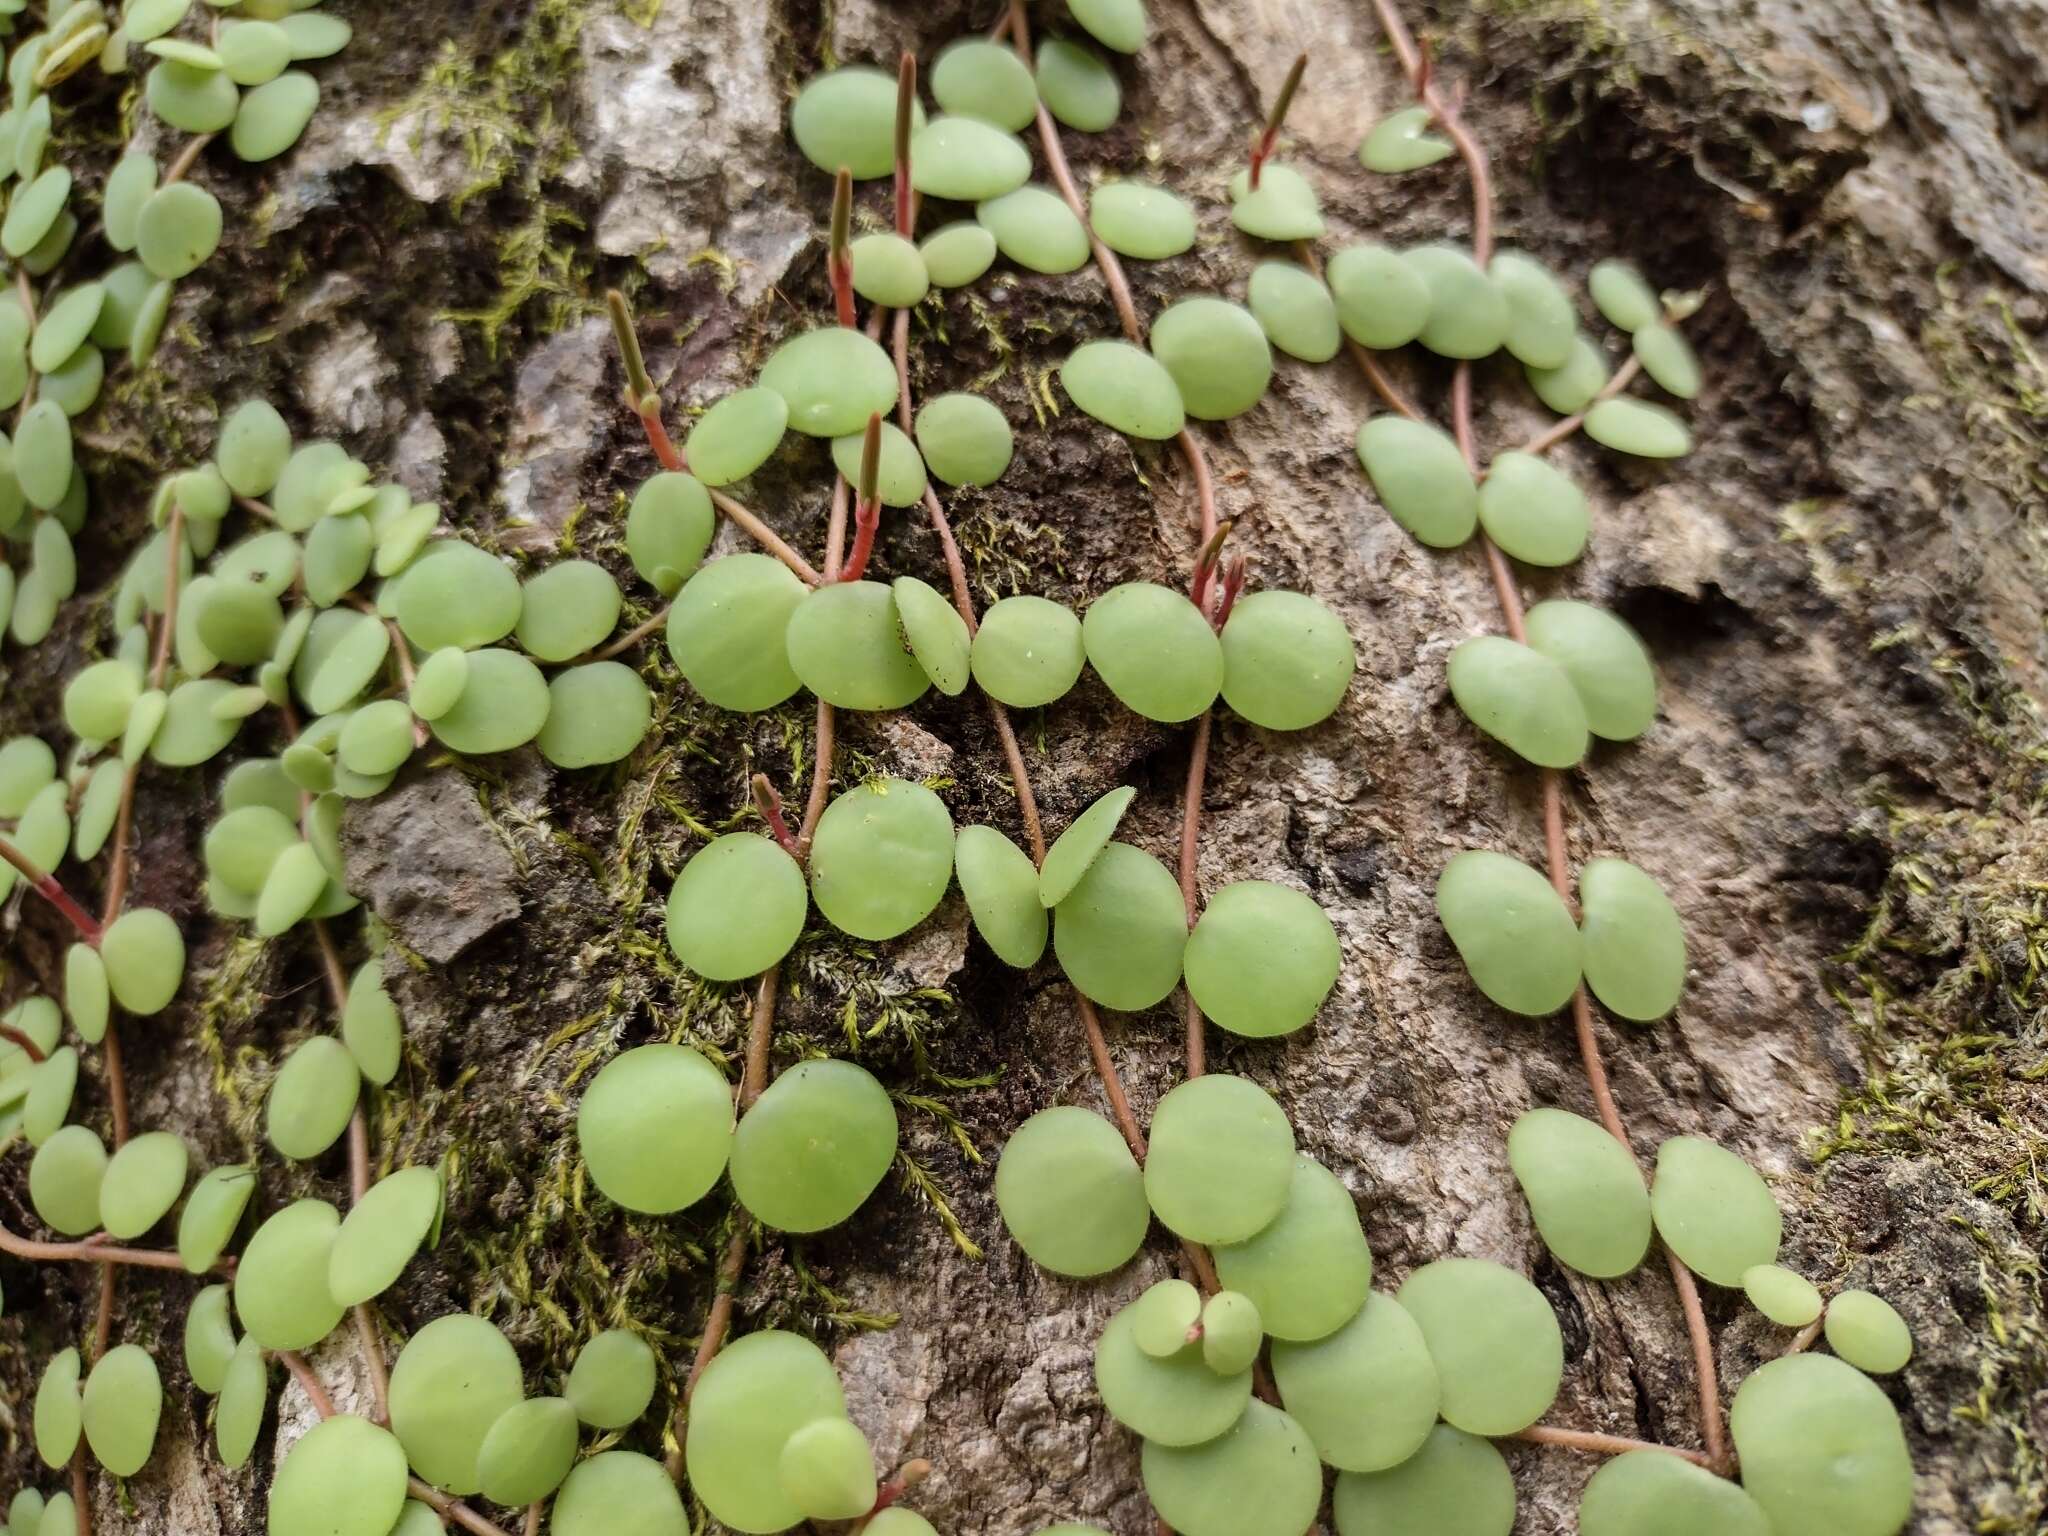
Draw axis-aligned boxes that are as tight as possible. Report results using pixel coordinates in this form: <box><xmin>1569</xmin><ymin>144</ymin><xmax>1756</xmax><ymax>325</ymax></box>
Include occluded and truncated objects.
<box><xmin>1247</xmin><ymin>51</ymin><xmax>1308</xmax><ymax>190</ymax></box>
<box><xmin>1361</xmin><ymin>0</ymin><xmax>1729</xmax><ymax>1474</ymax></box>
<box><xmin>0</xmin><ymin>838</ymin><xmax>102</xmax><ymax>944</ymax></box>
<box><xmin>829</xmin><ymin>168</ymin><xmax>857</xmax><ymax>329</ymax></box>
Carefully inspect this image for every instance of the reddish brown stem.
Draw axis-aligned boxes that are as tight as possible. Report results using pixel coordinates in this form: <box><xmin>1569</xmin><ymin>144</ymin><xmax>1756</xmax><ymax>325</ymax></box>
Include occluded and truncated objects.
<box><xmin>0</xmin><ymin>1223</ymin><xmax>202</xmax><ymax>1269</ymax></box>
<box><xmin>581</xmin><ymin>602</ymin><xmax>670</xmax><ymax>662</ymax></box>
<box><xmin>829</xmin><ymin>167</ymin><xmax>857</xmax><ymax>328</ymax></box>
<box><xmin>893</xmin><ymin>54</ymin><xmax>917</xmax><ymax>237</ymax></box>
<box><xmin>1179</xmin><ymin>712</ymin><xmax>1214</xmax><ymax>1079</ymax></box>
<box><xmin>1783</xmin><ymin>1316</ymin><xmax>1825</xmax><ymax>1356</ymax></box>
<box><xmin>1516</xmin><ymin>1425</ymin><xmax>1714</xmax><ymax>1468</ymax></box>
<box><xmin>1247</xmin><ymin>51</ymin><xmax>1308</xmax><ymax>189</ymax></box>
<box><xmin>149</xmin><ymin>504</ymin><xmax>184</xmax><ymax>686</ymax></box>
<box><xmin>161</xmin><ymin>132</ymin><xmax>212</xmax><ymax>188</ymax></box>
<box><xmin>0</xmin><ymin>1022</ymin><xmax>48</xmax><ymax>1061</ymax></box>
<box><xmin>0</xmin><ymin>838</ymin><xmax>101</xmax><ymax>943</ymax></box>
<box><xmin>1364</xmin><ymin>0</ymin><xmax>1493</xmax><ymax>260</ymax></box>
<box><xmin>1362</xmin><ymin>0</ymin><xmax>1729</xmax><ymax>1472</ymax></box>
<box><xmin>69</xmin><ymin>1450</ymin><xmax>89</xmax><ymax>1536</ymax></box>
<box><xmin>1518</xmin><ymin>355</ymin><xmax>1646</xmax><ymax>457</ymax></box>
<box><xmin>751</xmin><ymin>773</ymin><xmax>801</xmax><ymax>857</ymax></box>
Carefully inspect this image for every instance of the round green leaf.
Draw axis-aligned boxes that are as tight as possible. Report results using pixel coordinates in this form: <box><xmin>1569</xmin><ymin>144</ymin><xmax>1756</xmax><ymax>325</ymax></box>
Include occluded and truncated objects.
<box><xmin>178</xmin><ymin>1164</ymin><xmax>255</xmax><ymax>1272</ymax></box>
<box><xmin>1038</xmin><ymin>784</ymin><xmax>1135</xmax><ymax>905</ymax></box>
<box><xmin>1396</xmin><ymin>1258</ymin><xmax>1562</xmax><ymax>1435</ymax></box>
<box><xmin>667</xmin><ymin>833</ymin><xmax>806</xmax><ymax>981</ymax></box>
<box><xmin>30</xmin><ymin>1124</ymin><xmax>105</xmax><ymax>1236</ymax></box>
<box><xmin>270</xmin><ymin>1415</ymin><xmax>408</xmax><ymax>1536</ymax></box>
<box><xmin>1059</xmin><ymin>339</ymin><xmax>1185</xmax><ymax>440</ymax></box>
<box><xmin>1633</xmin><ymin>321</ymin><xmax>1701</xmax><ymax>399</ymax></box>
<box><xmin>1217</xmin><ymin>589</ymin><xmax>1356</xmax><ymax>731</ymax></box>
<box><xmin>1131</xmin><ymin>1279</ymin><xmax>1203</xmax><ymax>1357</ymax></box>
<box><xmin>1081</xmin><ymin>581</ymin><xmax>1221</xmax><ymax>722</ymax></box>
<box><xmin>625</xmin><ymin>471</ymin><xmax>714</xmax><ymax>592</ymax></box>
<box><xmin>685</xmin><ymin>1332</ymin><xmax>845</xmax><ymax>1535</ymax></box>
<box><xmin>341</xmin><ymin>960</ymin><xmax>402</xmax><ymax>1084</ymax></box>
<box><xmin>185</xmin><ymin>1283</ymin><xmax>237</xmax><ymax>1395</ymax></box>
<box><xmin>230</xmin><ymin>70</ymin><xmax>318</xmax><ymax>161</ymax></box>
<box><xmin>99</xmin><ymin>1130</ymin><xmax>188</xmax><ymax>1240</ymax></box>
<box><xmin>1213</xmin><ymin>1155</ymin><xmax>1372</xmax><ymax>1341</ymax></box>
<box><xmin>31</xmin><ymin>283</ymin><xmax>104</xmax><ymax>374</ymax></box>
<box><xmin>1491</xmin><ymin>250</ymin><xmax>1577</xmax><ymax>370</ymax></box>
<box><xmin>666</xmin><ymin>554</ymin><xmax>807</xmax><ymax>711</ymax></box>
<box><xmin>1527</xmin><ymin>333</ymin><xmax>1612</xmax><ymax>415</ymax></box>
<box><xmin>1140</xmin><ymin>1400</ymin><xmax>1322</xmax><ymax>1536</ymax></box>
<box><xmin>1143</xmin><ymin>1073</ymin><xmax>1295</xmax><ymax>1244</ymax></box>
<box><xmin>476</xmin><ymin>1397</ymin><xmax>578</xmax><ymax>1507</ymax></box>
<box><xmin>577</xmin><ymin>1043</ymin><xmax>732</xmax><ymax>1214</ymax></box>
<box><xmin>810</xmin><ymin>777</ymin><xmax>954</xmax><ymax>940</ymax></box>
<box><xmin>23</xmin><ymin>1046</ymin><xmax>78</xmax><ymax>1147</ymax></box>
<box><xmin>683</xmin><ymin>391</ymin><xmax>787</xmax><ymax>489</ymax></box>
<box><xmin>100</xmin><ymin>906</ymin><xmax>185</xmax><ymax>1015</ymax></box>
<box><xmin>955</xmin><ymin>824</ymin><xmax>1047</xmax><ymax>967</ymax></box>
<box><xmin>1447</xmin><ymin>634</ymin><xmax>1589</xmax><ymax>768</ymax></box>
<box><xmin>1326</xmin><ymin>243</ymin><xmax>1430</xmax><ymax>350</ymax></box>
<box><xmin>1094</xmin><ymin>1296</ymin><xmax>1251</xmax><ymax>1445</ymax></box>
<box><xmin>265</xmin><ymin>1034</ymin><xmax>359</xmax><ymax>1160</ymax></box>
<box><xmin>1436</xmin><ymin>850</ymin><xmax>1581</xmax><ymax>1015</ymax></box>
<box><xmin>730</xmin><ymin>1058</ymin><xmax>897</xmax><ymax>1233</ymax></box>
<box><xmin>790</xmin><ymin>66</ymin><xmax>924</xmax><ymax>180</ymax></box>
<box><xmin>410</xmin><ymin>647</ymin><xmax>468</xmax><ymax>722</ymax></box>
<box><xmin>1476</xmin><ymin>450</ymin><xmax>1587</xmax><ymax>567</ymax></box>
<box><xmin>1248</xmin><ymin>260</ymin><xmax>1340</xmax><ymax>363</ymax></box>
<box><xmin>1052</xmin><ymin>840</ymin><xmax>1187</xmax><ymax>1012</ymax></box>
<box><xmin>971</xmin><ymin>594</ymin><xmax>1085</xmax><ymax>708</ymax></box>
<box><xmin>1403</xmin><ymin>244</ymin><xmax>1509</xmax><ymax>358</ymax></box>
<box><xmin>330</xmin><ymin>1165</ymin><xmax>442</xmax><ymax>1306</ymax></box>
<box><xmin>915</xmin><ymin>392</ymin><xmax>1013</xmax><ymax>488</ymax></box>
<box><xmin>538</xmin><ymin>662</ymin><xmax>650</xmax><ymax>769</ymax></box>
<box><xmin>393</xmin><ymin>540</ymin><xmax>520</xmax><ymax>652</ymax></box>
<box><xmin>778</xmin><ymin>1417</ymin><xmax>876</xmax><ymax>1521</ymax></box>
<box><xmin>1578</xmin><ymin>857</ymin><xmax>1686</xmax><ymax>1021</ymax></box>
<box><xmin>388</xmin><ymin>1314</ymin><xmax>524</xmax><ymax>1496</ymax></box>
<box><xmin>428</xmin><ymin>648</ymin><xmax>550</xmax><ymax>755</ymax></box>
<box><xmin>1184</xmin><ymin>880</ymin><xmax>1340</xmax><ymax>1038</ymax></box>
<box><xmin>893</xmin><ymin>576</ymin><xmax>973</xmax><ymax>695</ymax></box>
<box><xmin>65</xmin><ymin>943</ymin><xmax>108</xmax><ymax>1045</ymax></box>
<box><xmin>1824</xmin><ymin>1289</ymin><xmax>1913</xmax><ymax>1375</ymax></box>
<box><xmin>1150</xmin><ymin>297</ymin><xmax>1272</xmax><ymax>421</ymax></box>
<box><xmin>1580</xmin><ymin>1449</ymin><xmax>1773</xmax><ymax>1536</ymax></box>
<box><xmin>215</xmin><ymin>1337</ymin><xmax>267</xmax><ymax>1468</ymax></box>
<box><xmin>994</xmin><ymin>1105</ymin><xmax>1146</xmax><ymax>1276</ymax></box>
<box><xmin>234</xmin><ymin>1198</ymin><xmax>345</xmax><ymax>1350</ymax></box>
<box><xmin>1274</xmin><ymin>1289</ymin><xmax>1438</xmax><ymax>1473</ymax></box>
<box><xmin>552</xmin><ymin>1452</ymin><xmax>687</xmax><ymax>1536</ymax></box>
<box><xmin>1729</xmin><ymin>1354</ymin><xmax>1914</xmax><ymax>1536</ymax></box>
<box><xmin>82</xmin><ymin>1345</ymin><xmax>161</xmax><ymax>1477</ymax></box>
<box><xmin>918</xmin><ymin>221</ymin><xmax>998</xmax><ymax>288</ymax></box>
<box><xmin>1227</xmin><ymin>163</ymin><xmax>1323</xmax><ymax>241</ymax></box>
<box><xmin>1200</xmin><ymin>1289</ymin><xmax>1263</xmax><ymax>1375</ymax></box>
<box><xmin>1584</xmin><ymin>397</ymin><xmax>1692</xmax><ymax>458</ymax></box>
<box><xmin>1036</xmin><ymin>37</ymin><xmax>1120</xmax><ymax>133</ymax></box>
<box><xmin>1089</xmin><ymin>181</ymin><xmax>1195</xmax><ymax>260</ymax></box>
<box><xmin>1357</xmin><ymin>416</ymin><xmax>1477</xmax><ymax>548</ymax></box>
<box><xmin>1589</xmin><ymin>259</ymin><xmax>1659</xmax><ymax>332</ymax></box>
<box><xmin>135</xmin><ymin>181</ymin><xmax>223</xmax><ymax>278</ymax></box>
<box><xmin>910</xmin><ymin>115</ymin><xmax>1031</xmax><ymax>202</ymax></box>
<box><xmin>931</xmin><ymin>38</ymin><xmax>1039</xmax><ymax>131</ymax></box>
<box><xmin>979</xmin><ymin>184</ymin><xmax>1090</xmax><ymax>274</ymax></box>
<box><xmin>567</xmin><ymin>1329</ymin><xmax>657</xmax><ymax>1429</ymax></box>
<box><xmin>1508</xmin><ymin>1107</ymin><xmax>1652</xmax><ymax>1277</ymax></box>
<box><xmin>1359</xmin><ymin>105</ymin><xmax>1452</xmax><ymax>173</ymax></box>
<box><xmin>848</xmin><ymin>231</ymin><xmax>929</xmax><ymax>307</ymax></box>
<box><xmin>1743</xmin><ymin>1264</ymin><xmax>1823</xmax><ymax>1328</ymax></box>
<box><xmin>1332</xmin><ymin>1424</ymin><xmax>1515</xmax><ymax>1536</ymax></box>
<box><xmin>1522</xmin><ymin>599</ymin><xmax>1656</xmax><ymax>741</ymax></box>
<box><xmin>516</xmin><ymin>559</ymin><xmax>620</xmax><ymax>661</ymax></box>
<box><xmin>787</xmin><ymin>581</ymin><xmax>930</xmax><ymax>710</ymax></box>
<box><xmin>1650</xmin><ymin>1135</ymin><xmax>1782</xmax><ymax>1286</ymax></box>
<box><xmin>34</xmin><ymin>1348</ymin><xmax>82</xmax><ymax>1468</ymax></box>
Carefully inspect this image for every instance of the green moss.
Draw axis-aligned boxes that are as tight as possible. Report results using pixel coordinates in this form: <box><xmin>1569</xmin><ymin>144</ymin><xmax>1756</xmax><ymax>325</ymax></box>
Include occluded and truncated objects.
<box><xmin>377</xmin><ymin>0</ymin><xmax>603</xmax><ymax>355</ymax></box>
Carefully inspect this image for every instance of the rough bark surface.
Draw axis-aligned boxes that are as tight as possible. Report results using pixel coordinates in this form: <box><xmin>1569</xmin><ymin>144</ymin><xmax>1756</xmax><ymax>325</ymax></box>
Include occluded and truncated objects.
<box><xmin>2</xmin><ymin>0</ymin><xmax>2044</xmax><ymax>1533</ymax></box>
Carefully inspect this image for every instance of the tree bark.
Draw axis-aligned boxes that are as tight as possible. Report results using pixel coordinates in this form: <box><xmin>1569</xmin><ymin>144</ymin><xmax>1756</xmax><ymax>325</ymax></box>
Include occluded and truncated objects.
<box><xmin>2</xmin><ymin>1</ymin><xmax>2043</xmax><ymax>1532</ymax></box>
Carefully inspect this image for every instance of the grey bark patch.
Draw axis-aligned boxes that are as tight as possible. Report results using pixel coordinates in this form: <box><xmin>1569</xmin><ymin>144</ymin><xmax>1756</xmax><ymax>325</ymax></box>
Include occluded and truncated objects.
<box><xmin>342</xmin><ymin>772</ymin><xmax>521</xmax><ymax>962</ymax></box>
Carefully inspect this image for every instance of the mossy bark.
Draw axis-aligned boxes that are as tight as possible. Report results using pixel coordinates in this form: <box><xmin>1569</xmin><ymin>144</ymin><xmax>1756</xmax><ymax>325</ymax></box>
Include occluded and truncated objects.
<box><xmin>2</xmin><ymin>0</ymin><xmax>2044</xmax><ymax>1532</ymax></box>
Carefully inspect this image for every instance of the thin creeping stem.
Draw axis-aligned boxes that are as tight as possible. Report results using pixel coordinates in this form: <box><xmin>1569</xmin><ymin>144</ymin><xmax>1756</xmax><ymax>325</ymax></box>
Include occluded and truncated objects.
<box><xmin>1356</xmin><ymin>0</ymin><xmax>1730</xmax><ymax>1474</ymax></box>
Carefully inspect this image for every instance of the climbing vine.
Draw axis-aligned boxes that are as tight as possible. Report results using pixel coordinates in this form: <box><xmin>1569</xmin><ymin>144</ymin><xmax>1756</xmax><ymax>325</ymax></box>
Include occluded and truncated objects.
<box><xmin>0</xmin><ymin>1</ymin><xmax>1924</xmax><ymax>1534</ymax></box>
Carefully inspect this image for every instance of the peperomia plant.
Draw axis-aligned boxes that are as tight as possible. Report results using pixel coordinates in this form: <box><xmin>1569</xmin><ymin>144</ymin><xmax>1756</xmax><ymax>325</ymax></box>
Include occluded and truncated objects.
<box><xmin>0</xmin><ymin>0</ymin><xmax>1923</xmax><ymax>1533</ymax></box>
